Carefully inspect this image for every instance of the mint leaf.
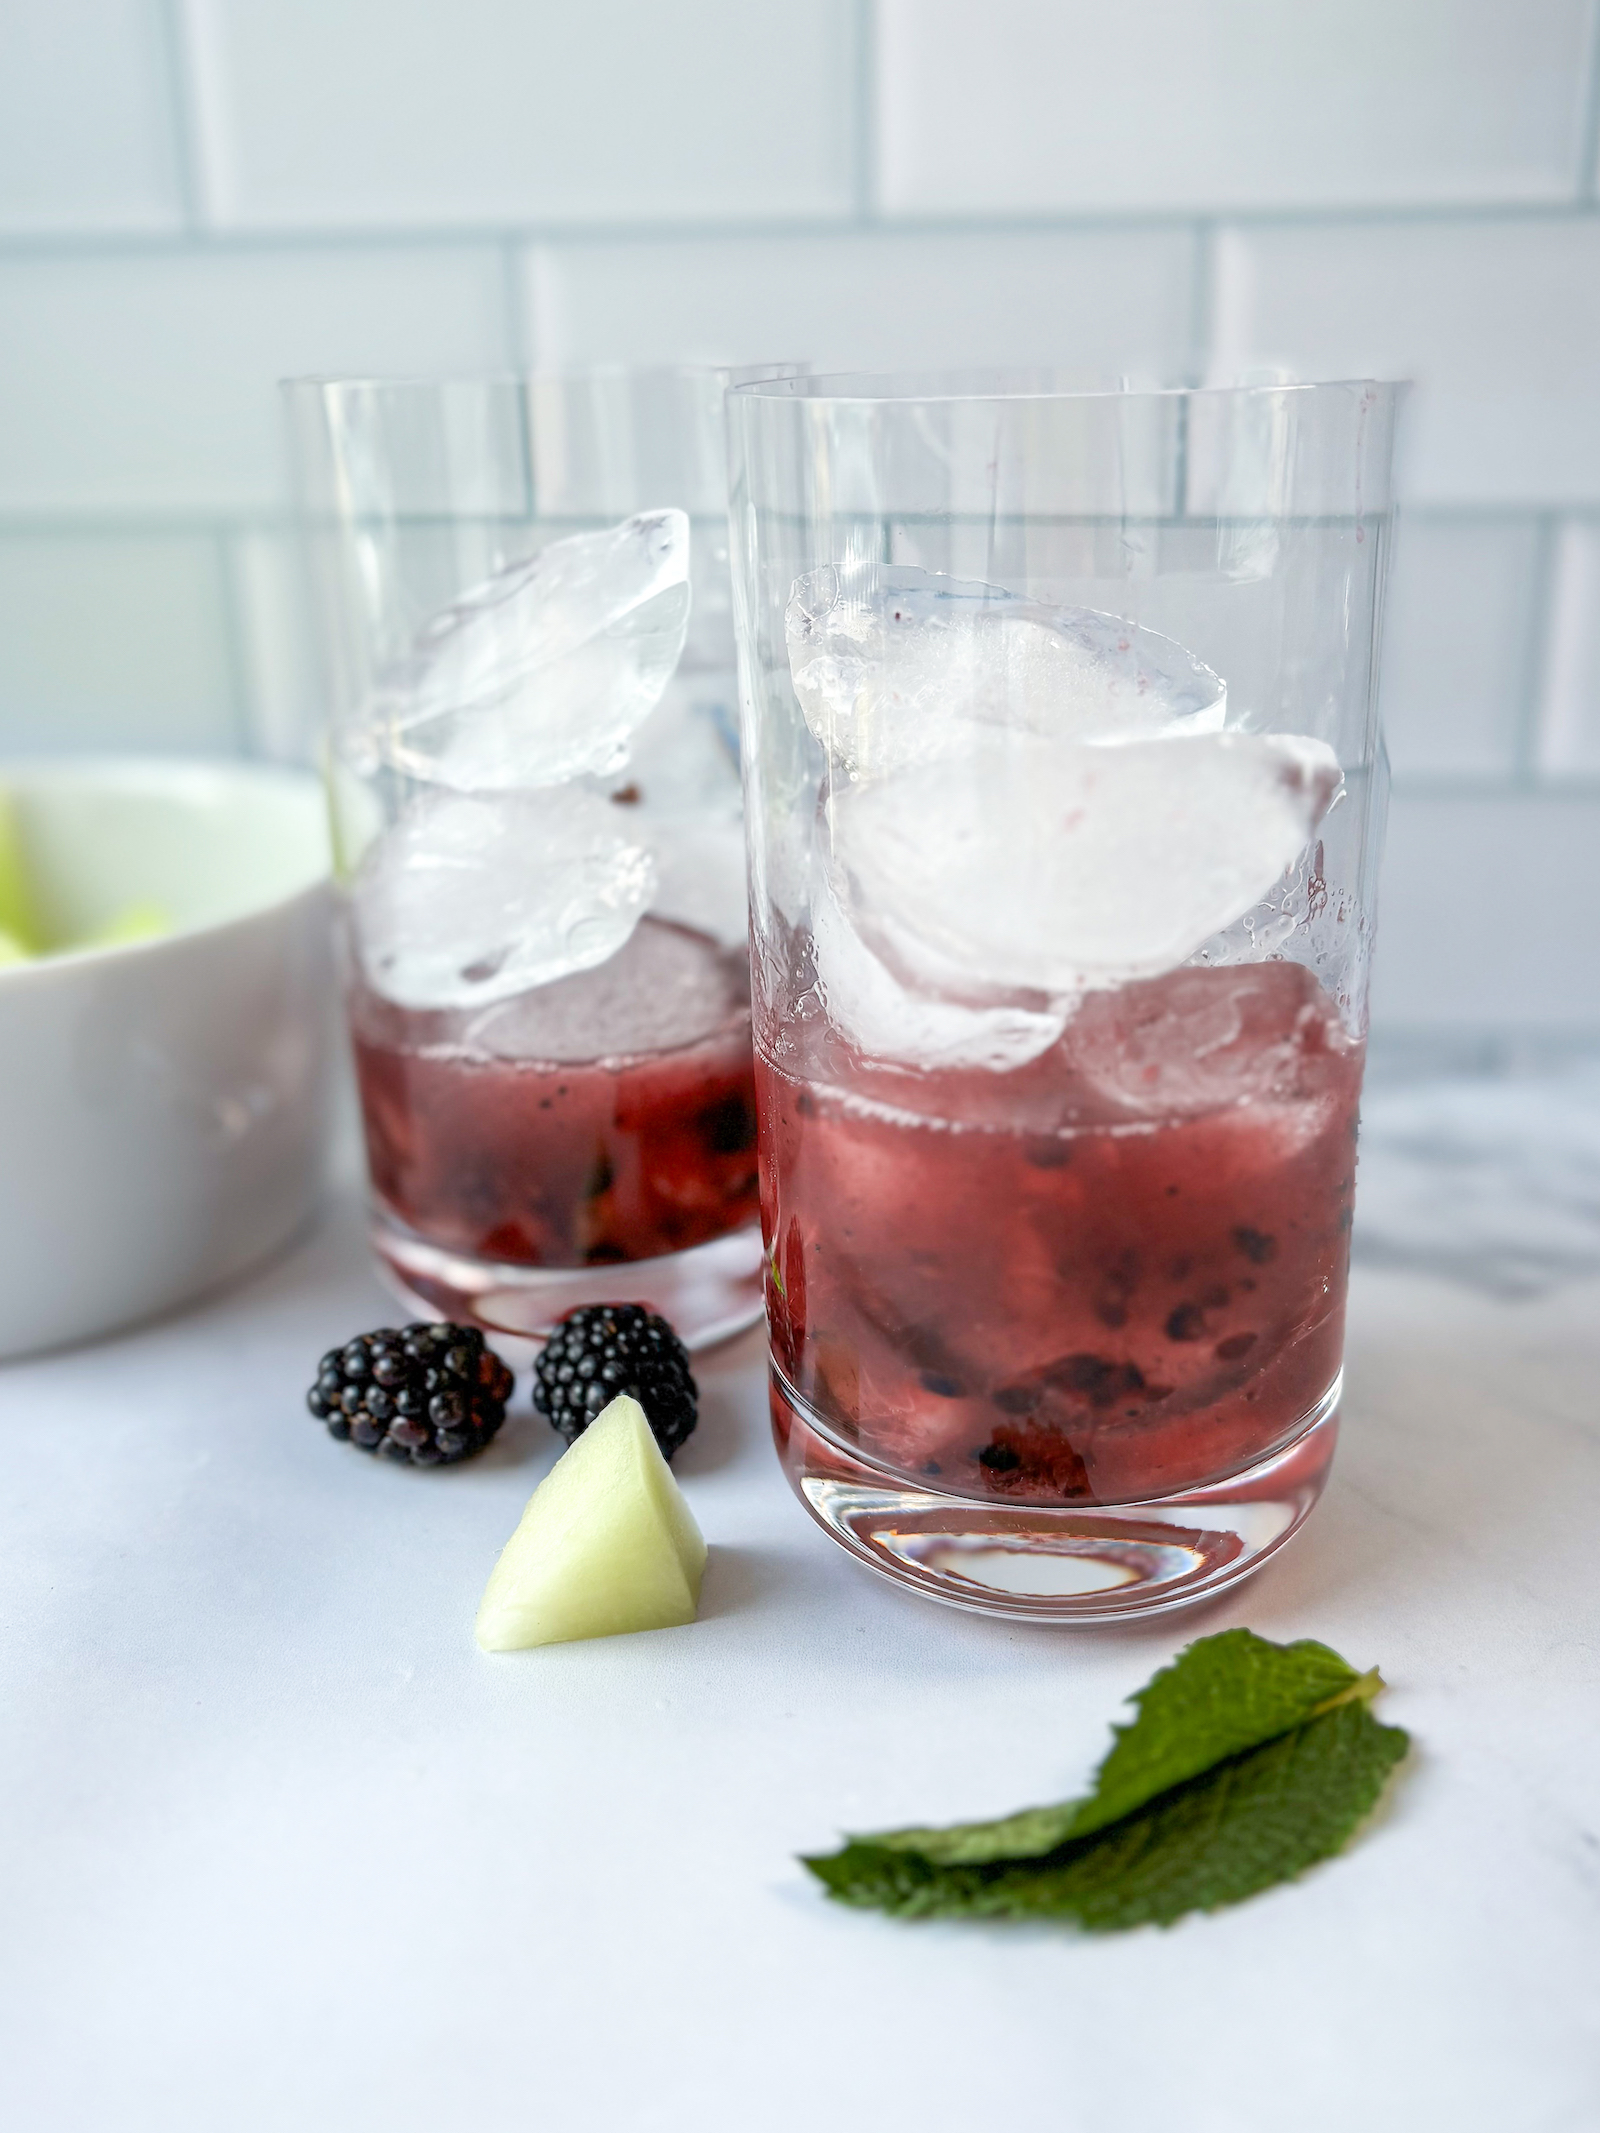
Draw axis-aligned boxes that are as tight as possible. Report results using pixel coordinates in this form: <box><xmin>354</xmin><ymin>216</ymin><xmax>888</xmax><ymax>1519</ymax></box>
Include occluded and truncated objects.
<box><xmin>807</xmin><ymin>1704</ymin><xmax>1408</xmax><ymax>1928</ymax></box>
<box><xmin>802</xmin><ymin>1632</ymin><xmax>1409</xmax><ymax>1930</ymax></box>
<box><xmin>858</xmin><ymin>1629</ymin><xmax>1381</xmax><ymax>1866</ymax></box>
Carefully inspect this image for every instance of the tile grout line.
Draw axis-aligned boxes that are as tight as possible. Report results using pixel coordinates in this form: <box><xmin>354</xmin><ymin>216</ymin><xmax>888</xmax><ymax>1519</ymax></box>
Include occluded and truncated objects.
<box><xmin>1516</xmin><ymin>513</ymin><xmax>1563</xmax><ymax>789</ymax></box>
<box><xmin>153</xmin><ymin>0</ymin><xmax>207</xmax><ymax>234</ymax></box>
<box><xmin>853</xmin><ymin>0</ymin><xmax>878</xmax><ymax>225</ymax></box>
<box><xmin>3</xmin><ymin>198</ymin><xmax>1599</xmax><ymax>264</ymax></box>
<box><xmin>1188</xmin><ymin>219</ymin><xmax>1216</xmax><ymax>377</ymax></box>
<box><xmin>500</xmin><ymin>241</ymin><xmax>532</xmax><ymax>369</ymax></box>
<box><xmin>1526</xmin><ymin>506</ymin><xmax>1600</xmax><ymax>784</ymax></box>
<box><xmin>0</xmin><ymin>511</ymin><xmax>278</xmax><ymax>537</ymax></box>
<box><xmin>1577</xmin><ymin>0</ymin><xmax>1600</xmax><ymax>203</ymax></box>
<box><xmin>0</xmin><ymin>501</ymin><xmax>1586</xmax><ymax>540</ymax></box>
<box><xmin>1387</xmin><ymin>772</ymin><xmax>1600</xmax><ymax>802</ymax></box>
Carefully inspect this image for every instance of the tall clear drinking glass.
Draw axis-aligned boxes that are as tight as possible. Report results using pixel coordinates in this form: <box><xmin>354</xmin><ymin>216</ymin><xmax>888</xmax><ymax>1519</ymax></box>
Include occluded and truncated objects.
<box><xmin>727</xmin><ymin>372</ymin><xmax>1402</xmax><ymax>1619</ymax></box>
<box><xmin>288</xmin><ymin>368</ymin><xmax>793</xmax><ymax>1347</ymax></box>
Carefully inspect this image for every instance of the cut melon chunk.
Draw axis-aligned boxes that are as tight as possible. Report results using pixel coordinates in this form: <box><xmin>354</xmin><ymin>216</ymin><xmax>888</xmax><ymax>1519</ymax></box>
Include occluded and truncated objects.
<box><xmin>475</xmin><ymin>1394</ymin><xmax>707</xmax><ymax>1651</ymax></box>
<box><xmin>73</xmin><ymin>899</ymin><xmax>172</xmax><ymax>951</ymax></box>
<box><xmin>0</xmin><ymin>792</ymin><xmax>38</xmax><ymax>953</ymax></box>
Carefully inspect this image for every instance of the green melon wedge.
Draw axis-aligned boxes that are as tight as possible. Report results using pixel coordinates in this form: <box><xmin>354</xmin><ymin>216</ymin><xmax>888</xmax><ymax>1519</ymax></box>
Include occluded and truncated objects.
<box><xmin>71</xmin><ymin>899</ymin><xmax>172</xmax><ymax>951</ymax></box>
<box><xmin>475</xmin><ymin>1394</ymin><xmax>707</xmax><ymax>1651</ymax></box>
<box><xmin>0</xmin><ymin>791</ymin><xmax>38</xmax><ymax>953</ymax></box>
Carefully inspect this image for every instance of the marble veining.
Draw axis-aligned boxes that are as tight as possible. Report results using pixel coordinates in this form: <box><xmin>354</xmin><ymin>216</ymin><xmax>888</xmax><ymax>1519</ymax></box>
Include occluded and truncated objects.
<box><xmin>1</xmin><ymin>1056</ymin><xmax>1598</xmax><ymax>2133</ymax></box>
<box><xmin>1355</xmin><ymin>1049</ymin><xmax>1600</xmax><ymax>1298</ymax></box>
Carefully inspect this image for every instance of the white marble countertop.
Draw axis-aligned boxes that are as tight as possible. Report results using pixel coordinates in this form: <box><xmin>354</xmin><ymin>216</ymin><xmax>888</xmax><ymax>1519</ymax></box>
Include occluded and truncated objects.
<box><xmin>4</xmin><ymin>1054</ymin><xmax>1599</xmax><ymax>2133</ymax></box>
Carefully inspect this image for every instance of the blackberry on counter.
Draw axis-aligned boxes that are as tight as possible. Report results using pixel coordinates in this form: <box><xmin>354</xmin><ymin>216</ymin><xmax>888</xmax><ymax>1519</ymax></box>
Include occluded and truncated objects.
<box><xmin>306</xmin><ymin>1322</ymin><xmax>514</xmax><ymax>1466</ymax></box>
<box><xmin>533</xmin><ymin>1304</ymin><xmax>697</xmax><ymax>1460</ymax></box>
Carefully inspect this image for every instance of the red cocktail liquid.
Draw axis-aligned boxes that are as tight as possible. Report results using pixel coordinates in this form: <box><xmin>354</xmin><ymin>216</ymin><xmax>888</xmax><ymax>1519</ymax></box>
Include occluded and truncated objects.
<box><xmin>352</xmin><ymin>919</ymin><xmax>760</xmax><ymax>1268</ymax></box>
<box><xmin>759</xmin><ymin>959</ymin><xmax>1362</xmax><ymax>1505</ymax></box>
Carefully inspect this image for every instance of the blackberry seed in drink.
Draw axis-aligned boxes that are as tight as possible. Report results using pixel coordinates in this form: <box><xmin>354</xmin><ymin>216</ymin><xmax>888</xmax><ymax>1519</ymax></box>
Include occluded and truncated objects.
<box><xmin>351</xmin><ymin>917</ymin><xmax>759</xmax><ymax>1275</ymax></box>
<box><xmin>760</xmin><ymin>959</ymin><xmax>1362</xmax><ymax>1510</ymax></box>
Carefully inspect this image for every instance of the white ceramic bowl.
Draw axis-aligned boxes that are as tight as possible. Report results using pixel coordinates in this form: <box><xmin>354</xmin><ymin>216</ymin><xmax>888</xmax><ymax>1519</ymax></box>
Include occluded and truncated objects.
<box><xmin>0</xmin><ymin>759</ymin><xmax>337</xmax><ymax>1359</ymax></box>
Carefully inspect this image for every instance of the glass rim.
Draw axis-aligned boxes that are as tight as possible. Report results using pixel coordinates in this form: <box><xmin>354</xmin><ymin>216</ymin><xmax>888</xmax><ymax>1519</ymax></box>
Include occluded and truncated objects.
<box><xmin>726</xmin><ymin>368</ymin><xmax>1410</xmax><ymax>408</ymax></box>
<box><xmin>279</xmin><ymin>361</ymin><xmax>803</xmax><ymax>397</ymax></box>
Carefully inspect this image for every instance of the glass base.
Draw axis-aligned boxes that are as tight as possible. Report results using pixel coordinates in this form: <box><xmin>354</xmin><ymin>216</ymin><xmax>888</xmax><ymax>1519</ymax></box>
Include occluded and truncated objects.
<box><xmin>370</xmin><ymin>1211</ymin><xmax>767</xmax><ymax>1352</ymax></box>
<box><xmin>771</xmin><ymin>1370</ymin><xmax>1341</xmax><ymax>1622</ymax></box>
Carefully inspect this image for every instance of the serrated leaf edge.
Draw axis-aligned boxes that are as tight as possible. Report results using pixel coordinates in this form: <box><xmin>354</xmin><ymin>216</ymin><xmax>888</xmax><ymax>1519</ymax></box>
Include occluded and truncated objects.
<box><xmin>802</xmin><ymin>1705</ymin><xmax>1411</xmax><ymax>1930</ymax></box>
<box><xmin>829</xmin><ymin>1639</ymin><xmax>1386</xmax><ymax>1867</ymax></box>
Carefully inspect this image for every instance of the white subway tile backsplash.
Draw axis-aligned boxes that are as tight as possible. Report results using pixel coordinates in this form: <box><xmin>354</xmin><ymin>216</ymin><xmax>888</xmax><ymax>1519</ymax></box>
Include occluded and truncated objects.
<box><xmin>181</xmin><ymin>0</ymin><xmax>857</xmax><ymax>230</ymax></box>
<box><xmin>0</xmin><ymin>531</ymin><xmax>239</xmax><ymax>755</ymax></box>
<box><xmin>0</xmin><ymin>0</ymin><xmax>186</xmax><ymax>233</ymax></box>
<box><xmin>1210</xmin><ymin>216</ymin><xmax>1600</xmax><ymax>507</ymax></box>
<box><xmin>1373</xmin><ymin>792</ymin><xmax>1600</xmax><ymax>1025</ymax></box>
<box><xmin>876</xmin><ymin>0</ymin><xmax>1596</xmax><ymax>218</ymax></box>
<box><xmin>0</xmin><ymin>247</ymin><xmax>511</xmax><ymax>514</ymax></box>
<box><xmin>0</xmin><ymin>0</ymin><xmax>1591</xmax><ymax>1025</ymax></box>
<box><xmin>524</xmin><ymin>228</ymin><xmax>1197</xmax><ymax>373</ymax></box>
<box><xmin>1380</xmin><ymin>518</ymin><xmax>1541</xmax><ymax>780</ymax></box>
<box><xmin>1535</xmin><ymin>518</ymin><xmax>1600</xmax><ymax>776</ymax></box>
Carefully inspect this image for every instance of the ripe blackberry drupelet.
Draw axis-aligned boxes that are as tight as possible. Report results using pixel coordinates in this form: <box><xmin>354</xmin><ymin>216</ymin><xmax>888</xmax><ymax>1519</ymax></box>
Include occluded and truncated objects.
<box><xmin>307</xmin><ymin>1322</ymin><xmax>514</xmax><ymax>1466</ymax></box>
<box><xmin>533</xmin><ymin>1304</ymin><xmax>697</xmax><ymax>1460</ymax></box>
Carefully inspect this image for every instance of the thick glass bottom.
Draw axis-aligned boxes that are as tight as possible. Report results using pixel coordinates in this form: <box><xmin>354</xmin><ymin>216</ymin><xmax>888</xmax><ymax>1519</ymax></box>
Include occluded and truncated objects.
<box><xmin>371</xmin><ymin>1208</ymin><xmax>766</xmax><ymax>1351</ymax></box>
<box><xmin>771</xmin><ymin>1369</ymin><xmax>1341</xmax><ymax>1622</ymax></box>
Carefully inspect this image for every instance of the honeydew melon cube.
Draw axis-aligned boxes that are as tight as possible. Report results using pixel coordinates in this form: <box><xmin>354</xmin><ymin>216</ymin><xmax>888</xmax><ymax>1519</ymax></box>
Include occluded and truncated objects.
<box><xmin>0</xmin><ymin>792</ymin><xmax>38</xmax><ymax>953</ymax></box>
<box><xmin>72</xmin><ymin>899</ymin><xmax>172</xmax><ymax>951</ymax></box>
<box><xmin>475</xmin><ymin>1394</ymin><xmax>707</xmax><ymax>1651</ymax></box>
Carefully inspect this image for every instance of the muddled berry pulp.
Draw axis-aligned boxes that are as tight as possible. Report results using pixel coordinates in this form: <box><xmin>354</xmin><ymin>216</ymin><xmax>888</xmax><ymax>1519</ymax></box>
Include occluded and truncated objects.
<box><xmin>760</xmin><ymin>960</ymin><xmax>1363</xmax><ymax>1507</ymax></box>
<box><xmin>350</xmin><ymin>919</ymin><xmax>761</xmax><ymax>1269</ymax></box>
